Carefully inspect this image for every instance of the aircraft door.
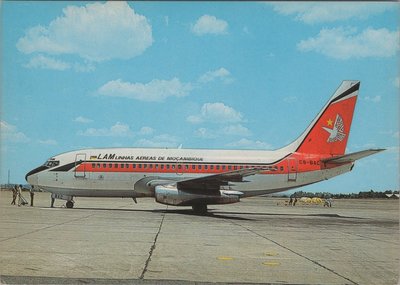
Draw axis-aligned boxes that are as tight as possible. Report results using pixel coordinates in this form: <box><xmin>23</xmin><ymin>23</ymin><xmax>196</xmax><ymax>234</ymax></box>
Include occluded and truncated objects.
<box><xmin>287</xmin><ymin>158</ymin><xmax>297</xmax><ymax>181</ymax></box>
<box><xmin>74</xmin><ymin>153</ymin><xmax>86</xmax><ymax>178</ymax></box>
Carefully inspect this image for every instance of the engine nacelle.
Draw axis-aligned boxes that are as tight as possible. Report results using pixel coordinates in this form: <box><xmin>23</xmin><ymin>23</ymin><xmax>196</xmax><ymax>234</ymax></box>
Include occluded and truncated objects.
<box><xmin>155</xmin><ymin>185</ymin><xmax>240</xmax><ymax>206</ymax></box>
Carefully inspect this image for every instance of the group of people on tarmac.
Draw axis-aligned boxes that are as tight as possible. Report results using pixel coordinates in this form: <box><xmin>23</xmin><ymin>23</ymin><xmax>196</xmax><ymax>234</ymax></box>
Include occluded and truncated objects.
<box><xmin>286</xmin><ymin>196</ymin><xmax>333</xmax><ymax>207</ymax></box>
<box><xmin>11</xmin><ymin>185</ymin><xmax>34</xmax><ymax>207</ymax></box>
<box><xmin>288</xmin><ymin>197</ymin><xmax>298</xmax><ymax>206</ymax></box>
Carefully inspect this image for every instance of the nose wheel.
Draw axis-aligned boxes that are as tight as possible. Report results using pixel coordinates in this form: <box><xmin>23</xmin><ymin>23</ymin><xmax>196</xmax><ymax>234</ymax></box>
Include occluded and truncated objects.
<box><xmin>66</xmin><ymin>201</ymin><xmax>74</xmax><ymax>208</ymax></box>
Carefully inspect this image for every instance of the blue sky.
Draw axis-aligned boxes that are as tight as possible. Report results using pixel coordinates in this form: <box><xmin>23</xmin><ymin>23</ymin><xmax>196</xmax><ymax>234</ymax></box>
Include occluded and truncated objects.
<box><xmin>1</xmin><ymin>2</ymin><xmax>399</xmax><ymax>193</ymax></box>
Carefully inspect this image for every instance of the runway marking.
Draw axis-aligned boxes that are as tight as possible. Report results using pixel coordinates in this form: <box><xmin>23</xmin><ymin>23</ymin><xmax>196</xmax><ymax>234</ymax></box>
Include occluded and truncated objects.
<box><xmin>263</xmin><ymin>261</ymin><xmax>280</xmax><ymax>266</ymax></box>
<box><xmin>264</xmin><ymin>251</ymin><xmax>279</xmax><ymax>256</ymax></box>
<box><xmin>217</xmin><ymin>256</ymin><xmax>234</xmax><ymax>261</ymax></box>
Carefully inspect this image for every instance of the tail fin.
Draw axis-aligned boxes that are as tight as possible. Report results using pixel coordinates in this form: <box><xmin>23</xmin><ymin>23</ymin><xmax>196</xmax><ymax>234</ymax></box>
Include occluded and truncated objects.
<box><xmin>284</xmin><ymin>80</ymin><xmax>359</xmax><ymax>156</ymax></box>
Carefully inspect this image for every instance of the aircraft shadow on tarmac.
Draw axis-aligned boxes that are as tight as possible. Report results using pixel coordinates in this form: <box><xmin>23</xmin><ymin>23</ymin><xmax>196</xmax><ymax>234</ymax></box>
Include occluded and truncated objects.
<box><xmin>49</xmin><ymin>206</ymin><xmax>365</xmax><ymax>221</ymax></box>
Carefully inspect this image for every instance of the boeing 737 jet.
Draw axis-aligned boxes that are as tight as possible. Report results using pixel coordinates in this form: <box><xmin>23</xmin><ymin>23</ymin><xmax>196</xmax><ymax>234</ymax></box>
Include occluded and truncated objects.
<box><xmin>26</xmin><ymin>81</ymin><xmax>384</xmax><ymax>213</ymax></box>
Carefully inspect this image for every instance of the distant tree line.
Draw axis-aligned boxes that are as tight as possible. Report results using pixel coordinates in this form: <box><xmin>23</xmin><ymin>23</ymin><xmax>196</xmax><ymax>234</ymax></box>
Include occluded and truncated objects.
<box><xmin>279</xmin><ymin>190</ymin><xmax>399</xmax><ymax>199</ymax></box>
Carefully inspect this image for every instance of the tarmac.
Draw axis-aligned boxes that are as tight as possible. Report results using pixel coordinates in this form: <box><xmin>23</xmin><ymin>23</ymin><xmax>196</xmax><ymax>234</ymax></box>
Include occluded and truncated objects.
<box><xmin>0</xmin><ymin>191</ymin><xmax>399</xmax><ymax>285</ymax></box>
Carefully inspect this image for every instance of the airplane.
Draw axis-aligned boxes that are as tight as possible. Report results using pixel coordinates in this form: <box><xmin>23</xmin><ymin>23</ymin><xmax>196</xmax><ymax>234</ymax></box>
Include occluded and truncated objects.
<box><xmin>25</xmin><ymin>80</ymin><xmax>384</xmax><ymax>214</ymax></box>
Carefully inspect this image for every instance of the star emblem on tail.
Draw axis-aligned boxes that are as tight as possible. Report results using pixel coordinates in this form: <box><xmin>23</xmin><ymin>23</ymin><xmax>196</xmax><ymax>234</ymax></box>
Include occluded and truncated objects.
<box><xmin>323</xmin><ymin>114</ymin><xmax>346</xmax><ymax>142</ymax></box>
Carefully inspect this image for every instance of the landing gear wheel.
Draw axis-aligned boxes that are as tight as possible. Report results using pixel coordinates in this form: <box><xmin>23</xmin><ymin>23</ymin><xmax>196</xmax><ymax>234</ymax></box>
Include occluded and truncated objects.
<box><xmin>66</xmin><ymin>201</ymin><xmax>74</xmax><ymax>208</ymax></box>
<box><xmin>192</xmin><ymin>204</ymin><xmax>208</xmax><ymax>215</ymax></box>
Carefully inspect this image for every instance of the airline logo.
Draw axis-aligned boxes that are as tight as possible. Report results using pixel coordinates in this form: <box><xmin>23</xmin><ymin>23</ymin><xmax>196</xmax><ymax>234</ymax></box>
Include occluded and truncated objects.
<box><xmin>322</xmin><ymin>114</ymin><xmax>346</xmax><ymax>143</ymax></box>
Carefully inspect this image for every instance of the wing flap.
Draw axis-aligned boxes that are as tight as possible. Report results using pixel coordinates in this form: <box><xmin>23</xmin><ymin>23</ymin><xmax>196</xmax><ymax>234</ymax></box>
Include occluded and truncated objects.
<box><xmin>322</xmin><ymin>149</ymin><xmax>385</xmax><ymax>164</ymax></box>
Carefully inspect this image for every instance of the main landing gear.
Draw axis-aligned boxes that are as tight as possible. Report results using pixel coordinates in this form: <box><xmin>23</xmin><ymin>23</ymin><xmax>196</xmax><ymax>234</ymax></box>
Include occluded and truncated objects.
<box><xmin>192</xmin><ymin>204</ymin><xmax>208</xmax><ymax>215</ymax></box>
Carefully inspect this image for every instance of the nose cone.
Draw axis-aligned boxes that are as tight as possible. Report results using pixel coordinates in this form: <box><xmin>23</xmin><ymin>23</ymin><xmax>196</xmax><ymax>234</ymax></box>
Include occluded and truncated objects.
<box><xmin>25</xmin><ymin>165</ymin><xmax>47</xmax><ymax>184</ymax></box>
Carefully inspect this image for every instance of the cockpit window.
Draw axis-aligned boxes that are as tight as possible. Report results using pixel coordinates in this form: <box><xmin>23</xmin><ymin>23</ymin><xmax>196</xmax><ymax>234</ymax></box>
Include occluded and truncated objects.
<box><xmin>44</xmin><ymin>160</ymin><xmax>60</xmax><ymax>168</ymax></box>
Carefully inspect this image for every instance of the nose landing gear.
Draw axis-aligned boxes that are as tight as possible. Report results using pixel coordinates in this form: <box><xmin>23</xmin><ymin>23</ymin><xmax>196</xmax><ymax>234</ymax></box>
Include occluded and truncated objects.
<box><xmin>66</xmin><ymin>200</ymin><xmax>74</xmax><ymax>208</ymax></box>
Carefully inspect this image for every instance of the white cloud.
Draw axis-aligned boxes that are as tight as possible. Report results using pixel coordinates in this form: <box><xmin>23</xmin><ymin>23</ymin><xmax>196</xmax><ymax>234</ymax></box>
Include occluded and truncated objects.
<box><xmin>24</xmin><ymin>54</ymin><xmax>70</xmax><ymax>71</ymax></box>
<box><xmin>38</xmin><ymin>139</ymin><xmax>57</xmax><ymax>145</ymax></box>
<box><xmin>198</xmin><ymin>68</ymin><xmax>233</xmax><ymax>84</ymax></box>
<box><xmin>297</xmin><ymin>27</ymin><xmax>400</xmax><ymax>59</ymax></box>
<box><xmin>78</xmin><ymin>122</ymin><xmax>133</xmax><ymax>137</ymax></box>
<box><xmin>98</xmin><ymin>78</ymin><xmax>192</xmax><ymax>102</ymax></box>
<box><xmin>24</xmin><ymin>55</ymin><xmax>95</xmax><ymax>72</ymax></box>
<box><xmin>222</xmin><ymin>124</ymin><xmax>251</xmax><ymax>136</ymax></box>
<box><xmin>194</xmin><ymin>125</ymin><xmax>251</xmax><ymax>139</ymax></box>
<box><xmin>186</xmin><ymin>115</ymin><xmax>204</xmax><ymax>124</ymax></box>
<box><xmin>187</xmin><ymin>103</ymin><xmax>243</xmax><ymax>124</ymax></box>
<box><xmin>386</xmin><ymin>146</ymin><xmax>400</xmax><ymax>154</ymax></box>
<box><xmin>16</xmin><ymin>2</ymin><xmax>153</xmax><ymax>62</ymax></box>
<box><xmin>0</xmin><ymin>121</ymin><xmax>29</xmax><ymax>143</ymax></box>
<box><xmin>194</xmin><ymin>128</ymin><xmax>216</xmax><ymax>139</ymax></box>
<box><xmin>381</xmin><ymin>130</ymin><xmax>400</xmax><ymax>139</ymax></box>
<box><xmin>73</xmin><ymin>116</ymin><xmax>93</xmax><ymax>124</ymax></box>
<box><xmin>271</xmin><ymin>3</ymin><xmax>394</xmax><ymax>24</ymax></box>
<box><xmin>139</xmin><ymin>126</ymin><xmax>154</xmax><ymax>136</ymax></box>
<box><xmin>73</xmin><ymin>62</ymin><xmax>95</xmax><ymax>73</ymax></box>
<box><xmin>226</xmin><ymin>138</ymin><xmax>273</xmax><ymax>150</ymax></box>
<box><xmin>135</xmin><ymin>134</ymin><xmax>180</xmax><ymax>148</ymax></box>
<box><xmin>191</xmin><ymin>15</ymin><xmax>228</xmax><ymax>35</ymax></box>
<box><xmin>364</xmin><ymin>95</ymin><xmax>381</xmax><ymax>103</ymax></box>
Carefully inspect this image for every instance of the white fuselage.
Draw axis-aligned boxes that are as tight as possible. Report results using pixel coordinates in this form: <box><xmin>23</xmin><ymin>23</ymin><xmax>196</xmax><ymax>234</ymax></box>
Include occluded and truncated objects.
<box><xmin>27</xmin><ymin>147</ymin><xmax>352</xmax><ymax>199</ymax></box>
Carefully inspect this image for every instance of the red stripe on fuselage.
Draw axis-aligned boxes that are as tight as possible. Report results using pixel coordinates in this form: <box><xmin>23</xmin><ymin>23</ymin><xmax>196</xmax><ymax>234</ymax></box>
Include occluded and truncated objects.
<box><xmin>73</xmin><ymin>154</ymin><xmax>344</xmax><ymax>175</ymax></box>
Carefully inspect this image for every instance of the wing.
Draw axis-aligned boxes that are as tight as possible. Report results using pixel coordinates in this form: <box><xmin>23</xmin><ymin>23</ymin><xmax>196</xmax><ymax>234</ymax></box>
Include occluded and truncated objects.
<box><xmin>146</xmin><ymin>167</ymin><xmax>269</xmax><ymax>196</ymax></box>
<box><xmin>321</xmin><ymin>149</ymin><xmax>385</xmax><ymax>164</ymax></box>
<box><xmin>176</xmin><ymin>167</ymin><xmax>269</xmax><ymax>195</ymax></box>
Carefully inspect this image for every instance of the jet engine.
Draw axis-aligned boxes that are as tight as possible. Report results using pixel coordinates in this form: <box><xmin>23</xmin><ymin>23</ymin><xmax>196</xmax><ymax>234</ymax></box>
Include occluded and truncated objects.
<box><xmin>154</xmin><ymin>185</ymin><xmax>240</xmax><ymax>206</ymax></box>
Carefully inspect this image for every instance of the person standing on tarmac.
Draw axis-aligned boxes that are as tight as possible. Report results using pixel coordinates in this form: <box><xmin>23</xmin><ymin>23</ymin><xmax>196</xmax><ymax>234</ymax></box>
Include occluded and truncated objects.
<box><xmin>17</xmin><ymin>184</ymin><xmax>22</xmax><ymax>206</ymax></box>
<box><xmin>11</xmin><ymin>185</ymin><xmax>17</xmax><ymax>205</ymax></box>
<box><xmin>30</xmin><ymin>187</ymin><xmax>35</xmax><ymax>206</ymax></box>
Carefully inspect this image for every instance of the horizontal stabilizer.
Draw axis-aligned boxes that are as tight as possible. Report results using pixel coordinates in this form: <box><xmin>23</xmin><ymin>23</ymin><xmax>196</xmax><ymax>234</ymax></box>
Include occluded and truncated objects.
<box><xmin>322</xmin><ymin>149</ymin><xmax>385</xmax><ymax>164</ymax></box>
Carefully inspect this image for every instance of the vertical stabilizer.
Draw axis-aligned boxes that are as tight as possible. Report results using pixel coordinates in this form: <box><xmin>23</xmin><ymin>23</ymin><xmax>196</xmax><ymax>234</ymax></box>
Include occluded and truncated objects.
<box><xmin>283</xmin><ymin>81</ymin><xmax>359</xmax><ymax>156</ymax></box>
